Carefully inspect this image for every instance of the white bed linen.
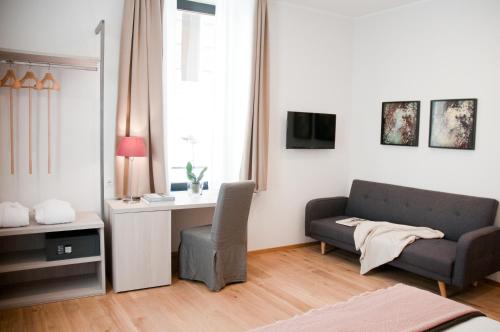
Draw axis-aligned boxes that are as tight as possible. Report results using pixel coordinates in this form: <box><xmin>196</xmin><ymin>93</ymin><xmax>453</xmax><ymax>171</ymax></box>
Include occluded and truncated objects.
<box><xmin>444</xmin><ymin>317</ymin><xmax>500</xmax><ymax>331</ymax></box>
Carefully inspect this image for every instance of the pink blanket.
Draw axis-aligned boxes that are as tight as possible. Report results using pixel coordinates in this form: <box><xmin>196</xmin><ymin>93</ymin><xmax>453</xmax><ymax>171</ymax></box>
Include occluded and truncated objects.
<box><xmin>250</xmin><ymin>284</ymin><xmax>480</xmax><ymax>332</ymax></box>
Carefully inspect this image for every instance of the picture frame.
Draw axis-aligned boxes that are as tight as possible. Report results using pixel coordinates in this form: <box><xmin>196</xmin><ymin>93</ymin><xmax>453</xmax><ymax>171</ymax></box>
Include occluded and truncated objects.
<box><xmin>429</xmin><ymin>99</ymin><xmax>477</xmax><ymax>150</ymax></box>
<box><xmin>380</xmin><ymin>101</ymin><xmax>420</xmax><ymax>147</ymax></box>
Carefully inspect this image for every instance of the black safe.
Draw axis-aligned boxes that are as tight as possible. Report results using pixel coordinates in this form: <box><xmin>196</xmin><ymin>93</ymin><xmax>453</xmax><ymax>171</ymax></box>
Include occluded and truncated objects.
<box><xmin>45</xmin><ymin>229</ymin><xmax>100</xmax><ymax>261</ymax></box>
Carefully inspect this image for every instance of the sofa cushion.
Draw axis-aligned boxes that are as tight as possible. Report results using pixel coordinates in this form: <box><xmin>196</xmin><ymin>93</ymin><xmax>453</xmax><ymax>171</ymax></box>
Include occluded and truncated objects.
<box><xmin>309</xmin><ymin>216</ymin><xmax>356</xmax><ymax>247</ymax></box>
<box><xmin>393</xmin><ymin>239</ymin><xmax>456</xmax><ymax>278</ymax></box>
<box><xmin>345</xmin><ymin>180</ymin><xmax>499</xmax><ymax>241</ymax></box>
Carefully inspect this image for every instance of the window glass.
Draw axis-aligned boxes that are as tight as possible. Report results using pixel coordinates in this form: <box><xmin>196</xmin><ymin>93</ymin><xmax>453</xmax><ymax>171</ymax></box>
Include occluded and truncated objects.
<box><xmin>168</xmin><ymin>7</ymin><xmax>217</xmax><ymax>185</ymax></box>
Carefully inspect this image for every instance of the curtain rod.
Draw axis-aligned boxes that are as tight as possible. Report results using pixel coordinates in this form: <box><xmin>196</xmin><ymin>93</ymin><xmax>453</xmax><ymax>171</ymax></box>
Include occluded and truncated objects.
<box><xmin>0</xmin><ymin>60</ymin><xmax>98</xmax><ymax>71</ymax></box>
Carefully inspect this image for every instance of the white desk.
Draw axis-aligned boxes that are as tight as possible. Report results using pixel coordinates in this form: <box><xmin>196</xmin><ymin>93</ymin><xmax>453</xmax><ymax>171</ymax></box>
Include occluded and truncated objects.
<box><xmin>106</xmin><ymin>192</ymin><xmax>217</xmax><ymax>213</ymax></box>
<box><xmin>106</xmin><ymin>192</ymin><xmax>217</xmax><ymax>292</ymax></box>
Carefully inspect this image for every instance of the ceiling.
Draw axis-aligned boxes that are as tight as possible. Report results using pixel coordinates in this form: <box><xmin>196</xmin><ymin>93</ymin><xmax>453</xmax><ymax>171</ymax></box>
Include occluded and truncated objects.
<box><xmin>279</xmin><ymin>0</ymin><xmax>425</xmax><ymax>17</ymax></box>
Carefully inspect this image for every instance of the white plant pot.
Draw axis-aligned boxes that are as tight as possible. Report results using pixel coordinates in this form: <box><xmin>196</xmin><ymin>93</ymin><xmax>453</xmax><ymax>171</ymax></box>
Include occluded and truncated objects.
<box><xmin>188</xmin><ymin>182</ymin><xmax>203</xmax><ymax>196</ymax></box>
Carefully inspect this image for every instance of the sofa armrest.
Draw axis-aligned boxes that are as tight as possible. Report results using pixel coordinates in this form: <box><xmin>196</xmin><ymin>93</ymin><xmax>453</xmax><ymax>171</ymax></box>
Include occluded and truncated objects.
<box><xmin>305</xmin><ymin>197</ymin><xmax>348</xmax><ymax>236</ymax></box>
<box><xmin>452</xmin><ymin>226</ymin><xmax>500</xmax><ymax>288</ymax></box>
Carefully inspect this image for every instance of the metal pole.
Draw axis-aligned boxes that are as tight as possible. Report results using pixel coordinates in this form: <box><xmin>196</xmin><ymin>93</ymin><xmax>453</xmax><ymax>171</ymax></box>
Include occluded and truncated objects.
<box><xmin>0</xmin><ymin>60</ymin><xmax>98</xmax><ymax>71</ymax></box>
<box><xmin>129</xmin><ymin>157</ymin><xmax>134</xmax><ymax>202</ymax></box>
<box><xmin>95</xmin><ymin>20</ymin><xmax>105</xmax><ymax>218</ymax></box>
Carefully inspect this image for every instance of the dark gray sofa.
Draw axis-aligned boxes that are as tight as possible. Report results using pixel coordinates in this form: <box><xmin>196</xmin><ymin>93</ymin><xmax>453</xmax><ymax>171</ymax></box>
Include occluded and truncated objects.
<box><xmin>305</xmin><ymin>180</ymin><xmax>500</xmax><ymax>296</ymax></box>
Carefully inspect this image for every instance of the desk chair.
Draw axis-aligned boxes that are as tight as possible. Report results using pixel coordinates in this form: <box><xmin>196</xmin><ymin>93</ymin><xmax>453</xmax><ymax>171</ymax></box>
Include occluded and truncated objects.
<box><xmin>178</xmin><ymin>181</ymin><xmax>255</xmax><ymax>291</ymax></box>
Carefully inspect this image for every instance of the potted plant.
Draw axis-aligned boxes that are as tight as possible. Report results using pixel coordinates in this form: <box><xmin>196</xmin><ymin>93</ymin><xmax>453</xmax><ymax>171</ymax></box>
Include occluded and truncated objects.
<box><xmin>186</xmin><ymin>161</ymin><xmax>207</xmax><ymax>195</ymax></box>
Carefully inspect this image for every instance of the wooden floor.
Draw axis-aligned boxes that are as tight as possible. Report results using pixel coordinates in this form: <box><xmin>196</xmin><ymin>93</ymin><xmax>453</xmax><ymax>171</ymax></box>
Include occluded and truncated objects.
<box><xmin>1</xmin><ymin>245</ymin><xmax>499</xmax><ymax>332</ymax></box>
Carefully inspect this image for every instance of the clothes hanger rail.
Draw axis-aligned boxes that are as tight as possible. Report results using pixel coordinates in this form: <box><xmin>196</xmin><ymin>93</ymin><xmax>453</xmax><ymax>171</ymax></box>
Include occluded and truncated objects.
<box><xmin>0</xmin><ymin>60</ymin><xmax>97</xmax><ymax>71</ymax></box>
<box><xmin>0</xmin><ymin>47</ymin><xmax>99</xmax><ymax>72</ymax></box>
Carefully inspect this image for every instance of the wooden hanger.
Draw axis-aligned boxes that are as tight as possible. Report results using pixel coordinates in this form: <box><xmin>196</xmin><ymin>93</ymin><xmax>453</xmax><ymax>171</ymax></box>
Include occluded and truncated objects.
<box><xmin>36</xmin><ymin>67</ymin><xmax>60</xmax><ymax>174</ymax></box>
<box><xmin>19</xmin><ymin>66</ymin><xmax>38</xmax><ymax>174</ymax></box>
<box><xmin>0</xmin><ymin>67</ymin><xmax>18</xmax><ymax>174</ymax></box>
<box><xmin>37</xmin><ymin>71</ymin><xmax>60</xmax><ymax>91</ymax></box>
<box><xmin>18</xmin><ymin>69</ymin><xmax>38</xmax><ymax>88</ymax></box>
<box><xmin>0</xmin><ymin>68</ymin><xmax>17</xmax><ymax>87</ymax></box>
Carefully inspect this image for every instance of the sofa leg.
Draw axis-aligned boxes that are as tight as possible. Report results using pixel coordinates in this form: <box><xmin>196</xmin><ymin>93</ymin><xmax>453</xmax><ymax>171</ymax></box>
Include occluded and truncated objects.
<box><xmin>320</xmin><ymin>242</ymin><xmax>334</xmax><ymax>255</ymax></box>
<box><xmin>438</xmin><ymin>281</ymin><xmax>447</xmax><ymax>297</ymax></box>
<box><xmin>320</xmin><ymin>242</ymin><xmax>326</xmax><ymax>255</ymax></box>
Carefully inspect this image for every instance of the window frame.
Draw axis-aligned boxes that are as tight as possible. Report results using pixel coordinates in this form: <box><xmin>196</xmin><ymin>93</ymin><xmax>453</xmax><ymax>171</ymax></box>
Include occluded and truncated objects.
<box><xmin>177</xmin><ymin>0</ymin><xmax>216</xmax><ymax>16</ymax></box>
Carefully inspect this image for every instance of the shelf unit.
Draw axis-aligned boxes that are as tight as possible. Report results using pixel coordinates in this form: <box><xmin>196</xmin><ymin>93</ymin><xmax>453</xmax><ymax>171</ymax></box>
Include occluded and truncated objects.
<box><xmin>0</xmin><ymin>212</ymin><xmax>105</xmax><ymax>309</ymax></box>
<box><xmin>0</xmin><ymin>23</ymin><xmax>106</xmax><ymax>309</ymax></box>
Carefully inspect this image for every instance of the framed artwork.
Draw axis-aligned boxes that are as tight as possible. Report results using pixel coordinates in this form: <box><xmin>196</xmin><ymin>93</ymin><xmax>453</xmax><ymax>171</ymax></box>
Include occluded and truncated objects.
<box><xmin>429</xmin><ymin>99</ymin><xmax>477</xmax><ymax>150</ymax></box>
<box><xmin>381</xmin><ymin>101</ymin><xmax>420</xmax><ymax>146</ymax></box>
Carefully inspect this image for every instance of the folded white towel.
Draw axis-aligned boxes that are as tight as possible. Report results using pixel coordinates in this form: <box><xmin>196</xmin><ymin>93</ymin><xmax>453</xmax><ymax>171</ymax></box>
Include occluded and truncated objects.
<box><xmin>34</xmin><ymin>199</ymin><xmax>75</xmax><ymax>225</ymax></box>
<box><xmin>0</xmin><ymin>202</ymin><xmax>30</xmax><ymax>228</ymax></box>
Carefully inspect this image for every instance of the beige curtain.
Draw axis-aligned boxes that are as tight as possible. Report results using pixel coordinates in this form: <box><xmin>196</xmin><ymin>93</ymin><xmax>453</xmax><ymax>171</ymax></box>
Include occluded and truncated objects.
<box><xmin>115</xmin><ymin>0</ymin><xmax>166</xmax><ymax>197</ymax></box>
<box><xmin>241</xmin><ymin>0</ymin><xmax>269</xmax><ymax>192</ymax></box>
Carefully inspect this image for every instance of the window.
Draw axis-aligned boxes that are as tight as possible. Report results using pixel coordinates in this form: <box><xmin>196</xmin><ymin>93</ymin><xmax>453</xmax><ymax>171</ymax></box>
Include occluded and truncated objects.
<box><xmin>167</xmin><ymin>1</ymin><xmax>217</xmax><ymax>187</ymax></box>
<box><xmin>163</xmin><ymin>0</ymin><xmax>255</xmax><ymax>192</ymax></box>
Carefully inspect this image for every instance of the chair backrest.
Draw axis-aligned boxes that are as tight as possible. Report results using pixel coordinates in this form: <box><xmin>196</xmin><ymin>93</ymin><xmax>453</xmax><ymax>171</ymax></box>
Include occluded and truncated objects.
<box><xmin>346</xmin><ymin>180</ymin><xmax>498</xmax><ymax>241</ymax></box>
<box><xmin>211</xmin><ymin>181</ymin><xmax>255</xmax><ymax>248</ymax></box>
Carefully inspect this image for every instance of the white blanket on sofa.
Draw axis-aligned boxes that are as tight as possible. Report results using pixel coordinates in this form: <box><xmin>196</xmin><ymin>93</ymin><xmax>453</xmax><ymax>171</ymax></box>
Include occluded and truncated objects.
<box><xmin>337</xmin><ymin>217</ymin><xmax>444</xmax><ymax>274</ymax></box>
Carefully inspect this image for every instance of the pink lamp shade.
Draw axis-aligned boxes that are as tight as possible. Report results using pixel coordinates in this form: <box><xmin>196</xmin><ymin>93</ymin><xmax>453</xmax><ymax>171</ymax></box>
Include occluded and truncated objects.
<box><xmin>116</xmin><ymin>137</ymin><xmax>147</xmax><ymax>157</ymax></box>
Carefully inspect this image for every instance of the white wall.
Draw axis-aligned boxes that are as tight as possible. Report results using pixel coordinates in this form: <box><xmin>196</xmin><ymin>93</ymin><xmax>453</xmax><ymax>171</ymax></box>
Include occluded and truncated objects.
<box><xmin>0</xmin><ymin>0</ymin><xmax>123</xmax><ymax>211</ymax></box>
<box><xmin>247</xmin><ymin>1</ymin><xmax>352</xmax><ymax>250</ymax></box>
<box><xmin>350</xmin><ymin>0</ymin><xmax>500</xmax><ymax>280</ymax></box>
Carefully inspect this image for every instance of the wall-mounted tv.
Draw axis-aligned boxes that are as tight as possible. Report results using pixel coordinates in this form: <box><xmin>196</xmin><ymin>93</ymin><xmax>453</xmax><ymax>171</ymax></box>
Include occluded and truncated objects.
<box><xmin>286</xmin><ymin>111</ymin><xmax>336</xmax><ymax>149</ymax></box>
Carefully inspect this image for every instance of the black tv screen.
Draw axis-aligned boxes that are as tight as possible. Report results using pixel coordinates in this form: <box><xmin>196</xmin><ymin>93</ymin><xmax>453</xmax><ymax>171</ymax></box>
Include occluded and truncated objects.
<box><xmin>286</xmin><ymin>111</ymin><xmax>336</xmax><ymax>149</ymax></box>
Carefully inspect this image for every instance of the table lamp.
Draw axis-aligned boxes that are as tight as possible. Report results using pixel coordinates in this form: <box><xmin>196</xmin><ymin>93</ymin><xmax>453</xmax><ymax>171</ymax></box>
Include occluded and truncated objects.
<box><xmin>116</xmin><ymin>136</ymin><xmax>147</xmax><ymax>203</ymax></box>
